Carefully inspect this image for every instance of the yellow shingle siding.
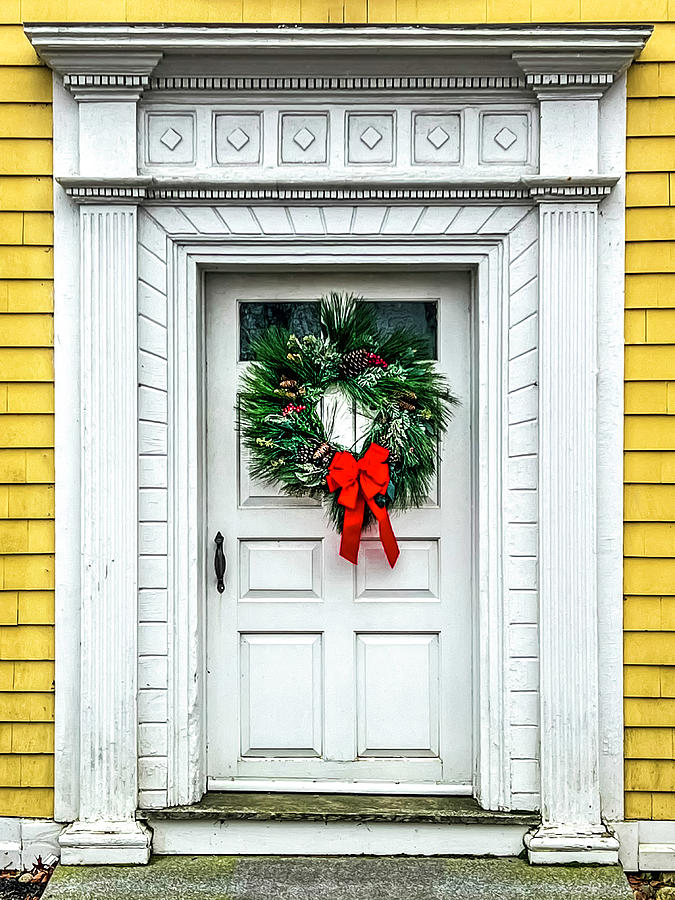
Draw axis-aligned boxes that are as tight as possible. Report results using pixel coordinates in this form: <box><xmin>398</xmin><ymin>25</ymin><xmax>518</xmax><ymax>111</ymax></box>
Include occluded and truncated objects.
<box><xmin>625</xmin><ymin>33</ymin><xmax>675</xmax><ymax>820</ymax></box>
<box><xmin>0</xmin><ymin>11</ymin><xmax>53</xmax><ymax>819</ymax></box>
<box><xmin>0</xmin><ymin>2</ymin><xmax>673</xmax><ymax>823</ymax></box>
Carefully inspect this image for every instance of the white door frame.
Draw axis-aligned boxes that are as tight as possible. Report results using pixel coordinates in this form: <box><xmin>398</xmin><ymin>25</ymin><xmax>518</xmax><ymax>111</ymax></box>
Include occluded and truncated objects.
<box><xmin>25</xmin><ymin>23</ymin><xmax>652</xmax><ymax>865</ymax></box>
<box><xmin>171</xmin><ymin>241</ymin><xmax>505</xmax><ymax>810</ymax></box>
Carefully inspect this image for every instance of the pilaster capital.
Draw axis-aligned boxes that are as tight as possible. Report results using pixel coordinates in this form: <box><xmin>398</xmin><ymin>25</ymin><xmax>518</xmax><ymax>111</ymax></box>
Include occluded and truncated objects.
<box><xmin>63</xmin><ymin>71</ymin><xmax>154</xmax><ymax>102</ymax></box>
<box><xmin>513</xmin><ymin>51</ymin><xmax>630</xmax><ymax>99</ymax></box>
<box><xmin>524</xmin><ymin>175</ymin><xmax>618</xmax><ymax>203</ymax></box>
<box><xmin>37</xmin><ymin>49</ymin><xmax>162</xmax><ymax>101</ymax></box>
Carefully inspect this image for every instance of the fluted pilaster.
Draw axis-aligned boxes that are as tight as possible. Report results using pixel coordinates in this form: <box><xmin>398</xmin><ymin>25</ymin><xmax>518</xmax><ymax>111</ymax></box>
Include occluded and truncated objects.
<box><xmin>59</xmin><ymin>206</ymin><xmax>150</xmax><ymax>865</ymax></box>
<box><xmin>525</xmin><ymin>201</ymin><xmax>618</xmax><ymax>865</ymax></box>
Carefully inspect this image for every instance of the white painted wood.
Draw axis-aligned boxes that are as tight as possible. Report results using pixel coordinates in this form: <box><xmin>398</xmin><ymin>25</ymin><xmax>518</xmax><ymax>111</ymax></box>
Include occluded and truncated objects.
<box><xmin>614</xmin><ymin>822</ymin><xmax>639</xmax><ymax>871</ymax></box>
<box><xmin>51</xmin><ymin>74</ymin><xmax>82</xmax><ymax>825</ymax></box>
<box><xmin>137</xmin><ymin>99</ymin><xmax>539</xmax><ymax>183</ymax></box>
<box><xmin>207</xmin><ymin>779</ymin><xmax>472</xmax><ymax>794</ymax></box>
<box><xmin>524</xmin><ymin>197</ymin><xmax>618</xmax><ymax>865</ymax></box>
<box><xmin>138</xmin><ymin>623</ymin><xmax>168</xmax><ymax>656</ymax></box>
<box><xmin>239</xmin><ymin>541</ymin><xmax>323</xmax><ymax>600</ymax></box>
<box><xmin>614</xmin><ymin>820</ymin><xmax>675</xmax><ymax>873</ymax></box>
<box><xmin>0</xmin><ymin>818</ymin><xmax>22</xmax><ymax>869</ymax></box>
<box><xmin>595</xmin><ymin>74</ymin><xmax>627</xmax><ymax>824</ymax></box>
<box><xmin>150</xmin><ymin>818</ymin><xmax>529</xmax><ymax>857</ymax></box>
<box><xmin>27</xmin><ymin>23</ymin><xmax>652</xmax><ymax>61</ymax></box>
<box><xmin>79</xmin><ymin>102</ymin><xmax>138</xmax><ymax>177</ymax></box>
<box><xmin>60</xmin><ymin>821</ymin><xmax>151</xmax><ymax>866</ymax></box>
<box><xmin>355</xmin><ymin>540</ymin><xmax>439</xmax><ymax>601</ymax></box>
<box><xmin>240</xmin><ymin>634</ymin><xmax>323</xmax><ymax>758</ymax></box>
<box><xmin>139</xmin><ymin>590</ymin><xmax>167</xmax><ymax>622</ymax></box>
<box><xmin>138</xmin><ymin>791</ymin><xmax>168</xmax><ymax>810</ymax></box>
<box><xmin>59</xmin><ymin>204</ymin><xmax>151</xmax><ymax>864</ymax></box>
<box><xmin>19</xmin><ymin>821</ymin><xmax>61</xmax><ymax>869</ymax></box>
<box><xmin>539</xmin><ymin>100</ymin><xmax>598</xmax><ymax>175</ymax></box>
<box><xmin>356</xmin><ymin>634</ymin><xmax>440</xmax><ymax>758</ymax></box>
<box><xmin>138</xmin><ymin>657</ymin><xmax>168</xmax><ymax>690</ymax></box>
<box><xmin>0</xmin><ymin>818</ymin><xmax>61</xmax><ymax>869</ymax></box>
<box><xmin>139</xmin><ymin>723</ymin><xmax>169</xmax><ymax>757</ymax></box>
<box><xmin>138</xmin><ymin>690</ymin><xmax>168</xmax><ymax>723</ymax></box>
<box><xmin>206</xmin><ymin>272</ymin><xmax>473</xmax><ymax>788</ymax></box>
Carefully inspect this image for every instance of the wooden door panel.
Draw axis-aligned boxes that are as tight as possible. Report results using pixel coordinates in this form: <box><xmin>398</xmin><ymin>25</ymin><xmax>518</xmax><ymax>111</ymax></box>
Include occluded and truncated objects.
<box><xmin>240</xmin><ymin>633</ymin><xmax>324</xmax><ymax>758</ymax></box>
<box><xmin>356</xmin><ymin>634</ymin><xmax>440</xmax><ymax>758</ymax></box>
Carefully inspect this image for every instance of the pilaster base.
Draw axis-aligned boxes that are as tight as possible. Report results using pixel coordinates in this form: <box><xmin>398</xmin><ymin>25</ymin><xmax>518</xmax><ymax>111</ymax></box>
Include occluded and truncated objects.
<box><xmin>59</xmin><ymin>820</ymin><xmax>151</xmax><ymax>865</ymax></box>
<box><xmin>525</xmin><ymin>825</ymin><xmax>619</xmax><ymax>865</ymax></box>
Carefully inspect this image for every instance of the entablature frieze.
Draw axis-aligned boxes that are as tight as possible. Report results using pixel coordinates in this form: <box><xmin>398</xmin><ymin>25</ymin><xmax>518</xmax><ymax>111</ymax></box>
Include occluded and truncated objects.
<box><xmin>25</xmin><ymin>23</ymin><xmax>651</xmax><ymax>189</ymax></box>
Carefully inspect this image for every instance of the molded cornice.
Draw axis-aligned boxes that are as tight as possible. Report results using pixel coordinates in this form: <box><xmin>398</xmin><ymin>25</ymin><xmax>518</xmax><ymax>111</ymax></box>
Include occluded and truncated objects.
<box><xmin>25</xmin><ymin>24</ymin><xmax>652</xmax><ymax>90</ymax></box>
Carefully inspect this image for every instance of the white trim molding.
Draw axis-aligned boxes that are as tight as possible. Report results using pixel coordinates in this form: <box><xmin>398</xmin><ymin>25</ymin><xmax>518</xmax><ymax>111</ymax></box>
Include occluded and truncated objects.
<box><xmin>615</xmin><ymin>821</ymin><xmax>675</xmax><ymax>873</ymax></box>
<box><xmin>25</xmin><ymin>23</ymin><xmax>650</xmax><ymax>866</ymax></box>
<box><xmin>0</xmin><ymin>819</ymin><xmax>61</xmax><ymax>870</ymax></box>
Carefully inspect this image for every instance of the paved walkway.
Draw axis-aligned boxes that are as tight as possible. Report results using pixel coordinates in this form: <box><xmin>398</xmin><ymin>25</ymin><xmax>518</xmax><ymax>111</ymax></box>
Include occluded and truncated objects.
<box><xmin>44</xmin><ymin>855</ymin><xmax>633</xmax><ymax>900</ymax></box>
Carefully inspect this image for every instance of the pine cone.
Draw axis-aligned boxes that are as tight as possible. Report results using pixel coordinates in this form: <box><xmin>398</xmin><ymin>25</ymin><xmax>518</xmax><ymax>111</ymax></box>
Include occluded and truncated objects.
<box><xmin>297</xmin><ymin>444</ymin><xmax>313</xmax><ymax>464</ymax></box>
<box><xmin>387</xmin><ymin>447</ymin><xmax>401</xmax><ymax>467</ymax></box>
<box><xmin>339</xmin><ymin>348</ymin><xmax>370</xmax><ymax>378</ymax></box>
<box><xmin>312</xmin><ymin>442</ymin><xmax>333</xmax><ymax>462</ymax></box>
<box><xmin>395</xmin><ymin>390</ymin><xmax>418</xmax><ymax>411</ymax></box>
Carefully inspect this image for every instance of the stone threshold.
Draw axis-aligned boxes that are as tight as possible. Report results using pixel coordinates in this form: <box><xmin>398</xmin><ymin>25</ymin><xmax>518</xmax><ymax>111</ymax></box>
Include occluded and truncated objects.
<box><xmin>141</xmin><ymin>791</ymin><xmax>540</xmax><ymax>826</ymax></box>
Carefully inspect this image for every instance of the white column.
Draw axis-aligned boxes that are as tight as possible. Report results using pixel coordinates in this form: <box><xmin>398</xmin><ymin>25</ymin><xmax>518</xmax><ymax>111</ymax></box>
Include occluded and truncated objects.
<box><xmin>525</xmin><ymin>198</ymin><xmax>618</xmax><ymax>865</ymax></box>
<box><xmin>59</xmin><ymin>205</ymin><xmax>151</xmax><ymax>865</ymax></box>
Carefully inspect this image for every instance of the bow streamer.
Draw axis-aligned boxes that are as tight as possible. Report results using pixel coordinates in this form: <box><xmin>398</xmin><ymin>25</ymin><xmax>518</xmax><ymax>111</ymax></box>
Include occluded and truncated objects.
<box><xmin>327</xmin><ymin>443</ymin><xmax>400</xmax><ymax>568</ymax></box>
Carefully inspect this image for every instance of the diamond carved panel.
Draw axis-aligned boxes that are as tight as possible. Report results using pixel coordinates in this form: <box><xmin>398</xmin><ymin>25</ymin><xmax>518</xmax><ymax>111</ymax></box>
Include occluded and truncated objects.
<box><xmin>159</xmin><ymin>128</ymin><xmax>182</xmax><ymax>151</ymax></box>
<box><xmin>280</xmin><ymin>113</ymin><xmax>328</xmax><ymax>164</ymax></box>
<box><xmin>480</xmin><ymin>113</ymin><xmax>530</xmax><ymax>165</ymax></box>
<box><xmin>214</xmin><ymin>113</ymin><xmax>262</xmax><ymax>165</ymax></box>
<box><xmin>413</xmin><ymin>113</ymin><xmax>461</xmax><ymax>165</ymax></box>
<box><xmin>347</xmin><ymin>113</ymin><xmax>395</xmax><ymax>164</ymax></box>
<box><xmin>146</xmin><ymin>113</ymin><xmax>195</xmax><ymax>165</ymax></box>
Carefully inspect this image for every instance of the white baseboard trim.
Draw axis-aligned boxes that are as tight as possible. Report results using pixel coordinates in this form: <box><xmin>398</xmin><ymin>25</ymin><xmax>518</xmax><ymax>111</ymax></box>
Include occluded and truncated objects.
<box><xmin>613</xmin><ymin>820</ymin><xmax>675</xmax><ymax>872</ymax></box>
<box><xmin>148</xmin><ymin>817</ymin><xmax>529</xmax><ymax>857</ymax></box>
<box><xmin>0</xmin><ymin>818</ymin><xmax>61</xmax><ymax>870</ymax></box>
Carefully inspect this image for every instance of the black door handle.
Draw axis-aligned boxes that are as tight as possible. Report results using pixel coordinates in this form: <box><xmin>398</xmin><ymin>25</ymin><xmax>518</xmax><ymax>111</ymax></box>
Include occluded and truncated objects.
<box><xmin>214</xmin><ymin>531</ymin><xmax>226</xmax><ymax>593</ymax></box>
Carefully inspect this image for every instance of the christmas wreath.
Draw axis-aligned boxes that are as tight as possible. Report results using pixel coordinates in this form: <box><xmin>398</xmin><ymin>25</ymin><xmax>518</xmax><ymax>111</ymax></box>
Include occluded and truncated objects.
<box><xmin>239</xmin><ymin>293</ymin><xmax>458</xmax><ymax>567</ymax></box>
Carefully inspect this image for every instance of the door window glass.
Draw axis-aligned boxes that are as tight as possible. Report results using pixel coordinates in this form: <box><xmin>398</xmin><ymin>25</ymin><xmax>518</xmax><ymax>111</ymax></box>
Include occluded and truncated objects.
<box><xmin>239</xmin><ymin>299</ymin><xmax>437</xmax><ymax>361</ymax></box>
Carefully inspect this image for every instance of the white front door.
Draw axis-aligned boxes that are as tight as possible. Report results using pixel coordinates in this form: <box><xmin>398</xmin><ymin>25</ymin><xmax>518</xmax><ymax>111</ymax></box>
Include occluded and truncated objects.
<box><xmin>205</xmin><ymin>271</ymin><xmax>473</xmax><ymax>792</ymax></box>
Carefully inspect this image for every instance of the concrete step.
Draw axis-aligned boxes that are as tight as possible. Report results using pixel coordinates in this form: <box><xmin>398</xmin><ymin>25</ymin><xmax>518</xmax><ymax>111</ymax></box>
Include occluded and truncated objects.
<box><xmin>44</xmin><ymin>855</ymin><xmax>633</xmax><ymax>900</ymax></box>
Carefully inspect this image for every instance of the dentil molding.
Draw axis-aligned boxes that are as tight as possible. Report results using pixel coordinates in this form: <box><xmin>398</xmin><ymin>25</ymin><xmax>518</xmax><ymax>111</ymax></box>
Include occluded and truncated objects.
<box><xmin>57</xmin><ymin>175</ymin><xmax>618</xmax><ymax>204</ymax></box>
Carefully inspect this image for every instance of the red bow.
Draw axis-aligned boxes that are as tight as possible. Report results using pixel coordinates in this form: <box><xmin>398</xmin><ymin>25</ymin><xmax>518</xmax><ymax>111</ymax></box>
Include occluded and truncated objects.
<box><xmin>327</xmin><ymin>442</ymin><xmax>400</xmax><ymax>568</ymax></box>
